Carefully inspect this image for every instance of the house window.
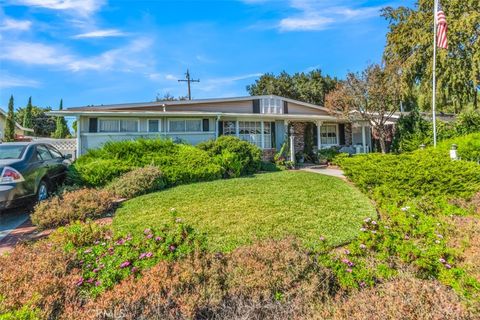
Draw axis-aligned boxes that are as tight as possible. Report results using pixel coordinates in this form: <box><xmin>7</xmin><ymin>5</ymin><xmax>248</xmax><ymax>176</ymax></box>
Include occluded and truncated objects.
<box><xmin>260</xmin><ymin>98</ymin><xmax>283</xmax><ymax>114</ymax></box>
<box><xmin>120</xmin><ymin>120</ymin><xmax>138</xmax><ymax>132</ymax></box>
<box><xmin>99</xmin><ymin>119</ymin><xmax>138</xmax><ymax>133</ymax></box>
<box><xmin>148</xmin><ymin>120</ymin><xmax>161</xmax><ymax>132</ymax></box>
<box><xmin>263</xmin><ymin>122</ymin><xmax>272</xmax><ymax>149</ymax></box>
<box><xmin>321</xmin><ymin>125</ymin><xmax>338</xmax><ymax>145</ymax></box>
<box><xmin>168</xmin><ymin>119</ymin><xmax>202</xmax><ymax>132</ymax></box>
<box><xmin>239</xmin><ymin>121</ymin><xmax>262</xmax><ymax>148</ymax></box>
<box><xmin>223</xmin><ymin>121</ymin><xmax>236</xmax><ymax>135</ymax></box>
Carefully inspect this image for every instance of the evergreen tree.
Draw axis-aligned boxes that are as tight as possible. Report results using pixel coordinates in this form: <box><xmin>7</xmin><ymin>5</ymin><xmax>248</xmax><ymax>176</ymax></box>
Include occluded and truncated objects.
<box><xmin>23</xmin><ymin>96</ymin><xmax>33</xmax><ymax>129</ymax></box>
<box><xmin>52</xmin><ymin>99</ymin><xmax>70</xmax><ymax>138</ymax></box>
<box><xmin>5</xmin><ymin>95</ymin><xmax>15</xmax><ymax>142</ymax></box>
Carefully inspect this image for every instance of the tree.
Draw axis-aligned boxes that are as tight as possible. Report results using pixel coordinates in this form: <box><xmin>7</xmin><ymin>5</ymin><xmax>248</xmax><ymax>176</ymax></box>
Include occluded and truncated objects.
<box><xmin>4</xmin><ymin>95</ymin><xmax>15</xmax><ymax>142</ymax></box>
<box><xmin>325</xmin><ymin>64</ymin><xmax>402</xmax><ymax>154</ymax></box>
<box><xmin>382</xmin><ymin>0</ymin><xmax>480</xmax><ymax>113</ymax></box>
<box><xmin>156</xmin><ymin>93</ymin><xmax>189</xmax><ymax>101</ymax></box>
<box><xmin>15</xmin><ymin>106</ymin><xmax>56</xmax><ymax>137</ymax></box>
<box><xmin>52</xmin><ymin>99</ymin><xmax>70</xmax><ymax>138</ymax></box>
<box><xmin>247</xmin><ymin>69</ymin><xmax>338</xmax><ymax>105</ymax></box>
<box><xmin>23</xmin><ymin>96</ymin><xmax>33</xmax><ymax>129</ymax></box>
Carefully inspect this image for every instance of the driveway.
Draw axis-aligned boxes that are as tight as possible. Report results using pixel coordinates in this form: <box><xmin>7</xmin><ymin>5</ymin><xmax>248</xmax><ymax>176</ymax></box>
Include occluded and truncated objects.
<box><xmin>0</xmin><ymin>208</ymin><xmax>30</xmax><ymax>242</ymax></box>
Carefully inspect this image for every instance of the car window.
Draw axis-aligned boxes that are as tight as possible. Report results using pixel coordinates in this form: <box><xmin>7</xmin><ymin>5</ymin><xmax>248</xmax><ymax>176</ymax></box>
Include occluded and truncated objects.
<box><xmin>36</xmin><ymin>145</ymin><xmax>53</xmax><ymax>160</ymax></box>
<box><xmin>47</xmin><ymin>146</ymin><xmax>63</xmax><ymax>159</ymax></box>
<box><xmin>0</xmin><ymin>145</ymin><xmax>26</xmax><ymax>159</ymax></box>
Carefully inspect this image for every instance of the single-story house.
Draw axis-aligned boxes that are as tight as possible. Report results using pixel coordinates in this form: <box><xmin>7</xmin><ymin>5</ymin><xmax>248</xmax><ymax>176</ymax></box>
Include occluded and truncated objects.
<box><xmin>49</xmin><ymin>95</ymin><xmax>373</xmax><ymax>159</ymax></box>
<box><xmin>0</xmin><ymin>108</ymin><xmax>34</xmax><ymax>141</ymax></box>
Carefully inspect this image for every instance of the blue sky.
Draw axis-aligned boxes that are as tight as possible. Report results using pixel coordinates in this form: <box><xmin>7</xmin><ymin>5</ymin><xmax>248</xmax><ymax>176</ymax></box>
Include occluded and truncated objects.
<box><xmin>0</xmin><ymin>0</ymin><xmax>414</xmax><ymax>111</ymax></box>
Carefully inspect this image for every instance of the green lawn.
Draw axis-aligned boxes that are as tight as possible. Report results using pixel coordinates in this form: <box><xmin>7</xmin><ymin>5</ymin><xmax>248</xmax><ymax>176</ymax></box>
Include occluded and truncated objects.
<box><xmin>113</xmin><ymin>171</ymin><xmax>376</xmax><ymax>252</ymax></box>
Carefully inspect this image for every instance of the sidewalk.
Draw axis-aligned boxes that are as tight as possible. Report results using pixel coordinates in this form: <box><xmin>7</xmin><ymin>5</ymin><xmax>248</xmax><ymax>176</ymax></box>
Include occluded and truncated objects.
<box><xmin>301</xmin><ymin>166</ymin><xmax>346</xmax><ymax>179</ymax></box>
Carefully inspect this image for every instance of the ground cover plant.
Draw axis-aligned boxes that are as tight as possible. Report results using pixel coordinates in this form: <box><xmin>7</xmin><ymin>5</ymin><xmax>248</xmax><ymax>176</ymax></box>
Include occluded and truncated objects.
<box><xmin>113</xmin><ymin>171</ymin><xmax>376</xmax><ymax>252</ymax></box>
<box><xmin>334</xmin><ymin>140</ymin><xmax>480</xmax><ymax>308</ymax></box>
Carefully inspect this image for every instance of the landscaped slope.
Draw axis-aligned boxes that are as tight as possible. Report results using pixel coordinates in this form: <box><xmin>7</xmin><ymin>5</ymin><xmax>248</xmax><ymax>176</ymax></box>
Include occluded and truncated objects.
<box><xmin>113</xmin><ymin>171</ymin><xmax>376</xmax><ymax>252</ymax></box>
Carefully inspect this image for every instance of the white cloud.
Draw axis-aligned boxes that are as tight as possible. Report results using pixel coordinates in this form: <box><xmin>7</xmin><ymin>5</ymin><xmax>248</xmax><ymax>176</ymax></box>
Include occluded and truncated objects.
<box><xmin>10</xmin><ymin>0</ymin><xmax>106</xmax><ymax>16</ymax></box>
<box><xmin>165</xmin><ymin>74</ymin><xmax>177</xmax><ymax>80</ymax></box>
<box><xmin>73</xmin><ymin>29</ymin><xmax>127</xmax><ymax>39</ymax></box>
<box><xmin>0</xmin><ymin>17</ymin><xmax>32</xmax><ymax>31</ymax></box>
<box><xmin>0</xmin><ymin>42</ymin><xmax>73</xmax><ymax>66</ymax></box>
<box><xmin>0</xmin><ymin>38</ymin><xmax>153</xmax><ymax>72</ymax></box>
<box><xmin>198</xmin><ymin>73</ymin><xmax>262</xmax><ymax>92</ymax></box>
<box><xmin>244</xmin><ymin>0</ymin><xmax>382</xmax><ymax>31</ymax></box>
<box><xmin>279</xmin><ymin>16</ymin><xmax>334</xmax><ymax>31</ymax></box>
<box><xmin>0</xmin><ymin>73</ymin><xmax>40</xmax><ymax>89</ymax></box>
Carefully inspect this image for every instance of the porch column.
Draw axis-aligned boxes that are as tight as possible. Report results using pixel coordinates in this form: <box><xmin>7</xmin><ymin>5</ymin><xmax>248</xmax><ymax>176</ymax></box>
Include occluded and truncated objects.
<box><xmin>215</xmin><ymin>116</ymin><xmax>220</xmax><ymax>138</ymax></box>
<box><xmin>76</xmin><ymin>115</ymin><xmax>81</xmax><ymax>158</ymax></box>
<box><xmin>289</xmin><ymin>125</ymin><xmax>295</xmax><ymax>163</ymax></box>
<box><xmin>317</xmin><ymin>121</ymin><xmax>322</xmax><ymax>150</ymax></box>
<box><xmin>235</xmin><ymin>120</ymin><xmax>239</xmax><ymax>138</ymax></box>
<box><xmin>260</xmin><ymin>121</ymin><xmax>265</xmax><ymax>149</ymax></box>
<box><xmin>362</xmin><ymin>124</ymin><xmax>367</xmax><ymax>153</ymax></box>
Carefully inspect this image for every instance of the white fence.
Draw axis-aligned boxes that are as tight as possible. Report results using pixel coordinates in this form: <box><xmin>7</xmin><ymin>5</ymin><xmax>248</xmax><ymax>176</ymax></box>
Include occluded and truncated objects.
<box><xmin>31</xmin><ymin>138</ymin><xmax>77</xmax><ymax>160</ymax></box>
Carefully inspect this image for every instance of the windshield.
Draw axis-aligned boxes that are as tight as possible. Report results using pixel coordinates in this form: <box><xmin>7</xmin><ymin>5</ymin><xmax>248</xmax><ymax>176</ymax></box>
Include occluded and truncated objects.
<box><xmin>0</xmin><ymin>145</ymin><xmax>27</xmax><ymax>159</ymax></box>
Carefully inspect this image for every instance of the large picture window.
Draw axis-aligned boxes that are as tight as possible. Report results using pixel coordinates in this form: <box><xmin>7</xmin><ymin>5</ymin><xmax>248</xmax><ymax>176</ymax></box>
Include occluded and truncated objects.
<box><xmin>168</xmin><ymin>119</ymin><xmax>203</xmax><ymax>133</ymax></box>
<box><xmin>321</xmin><ymin>125</ymin><xmax>338</xmax><ymax>145</ymax></box>
<box><xmin>223</xmin><ymin>121</ymin><xmax>273</xmax><ymax>149</ymax></box>
<box><xmin>99</xmin><ymin>119</ymin><xmax>138</xmax><ymax>133</ymax></box>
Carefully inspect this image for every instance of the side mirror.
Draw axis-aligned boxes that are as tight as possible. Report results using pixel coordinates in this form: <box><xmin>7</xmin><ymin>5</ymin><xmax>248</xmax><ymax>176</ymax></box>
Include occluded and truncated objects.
<box><xmin>64</xmin><ymin>154</ymin><xmax>73</xmax><ymax>160</ymax></box>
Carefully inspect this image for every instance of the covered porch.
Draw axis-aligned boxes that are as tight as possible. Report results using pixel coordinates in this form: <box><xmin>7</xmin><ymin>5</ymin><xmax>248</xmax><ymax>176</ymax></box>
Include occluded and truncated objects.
<box><xmin>282</xmin><ymin>120</ymin><xmax>372</xmax><ymax>162</ymax></box>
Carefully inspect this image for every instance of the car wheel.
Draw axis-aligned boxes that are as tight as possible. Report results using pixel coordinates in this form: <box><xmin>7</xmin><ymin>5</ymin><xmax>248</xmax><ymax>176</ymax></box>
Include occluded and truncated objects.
<box><xmin>37</xmin><ymin>181</ymin><xmax>49</xmax><ymax>202</ymax></box>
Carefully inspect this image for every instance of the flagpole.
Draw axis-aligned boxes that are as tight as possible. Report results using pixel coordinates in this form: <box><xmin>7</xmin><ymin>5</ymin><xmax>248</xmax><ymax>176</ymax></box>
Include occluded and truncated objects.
<box><xmin>432</xmin><ymin>0</ymin><xmax>438</xmax><ymax>147</ymax></box>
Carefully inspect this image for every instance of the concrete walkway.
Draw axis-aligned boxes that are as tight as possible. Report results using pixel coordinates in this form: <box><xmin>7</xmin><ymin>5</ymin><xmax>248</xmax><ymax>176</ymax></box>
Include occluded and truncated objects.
<box><xmin>301</xmin><ymin>166</ymin><xmax>346</xmax><ymax>179</ymax></box>
<box><xmin>0</xmin><ymin>208</ymin><xmax>29</xmax><ymax>242</ymax></box>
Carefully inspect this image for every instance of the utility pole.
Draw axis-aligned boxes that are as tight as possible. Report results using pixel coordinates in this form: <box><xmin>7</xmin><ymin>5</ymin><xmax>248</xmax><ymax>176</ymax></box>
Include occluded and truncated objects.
<box><xmin>178</xmin><ymin>69</ymin><xmax>200</xmax><ymax>100</ymax></box>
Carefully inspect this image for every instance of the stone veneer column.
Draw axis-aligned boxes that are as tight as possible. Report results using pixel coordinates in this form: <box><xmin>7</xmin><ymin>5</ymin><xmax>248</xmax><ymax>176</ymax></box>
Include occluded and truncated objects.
<box><xmin>292</xmin><ymin>122</ymin><xmax>307</xmax><ymax>153</ymax></box>
<box><xmin>344</xmin><ymin>123</ymin><xmax>353</xmax><ymax>146</ymax></box>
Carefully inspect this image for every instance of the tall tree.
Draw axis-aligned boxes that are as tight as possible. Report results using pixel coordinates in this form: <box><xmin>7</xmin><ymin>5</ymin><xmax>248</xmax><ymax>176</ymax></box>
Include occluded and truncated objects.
<box><xmin>4</xmin><ymin>95</ymin><xmax>15</xmax><ymax>142</ymax></box>
<box><xmin>52</xmin><ymin>99</ymin><xmax>70</xmax><ymax>138</ymax></box>
<box><xmin>15</xmin><ymin>106</ymin><xmax>56</xmax><ymax>137</ymax></box>
<box><xmin>325</xmin><ymin>64</ymin><xmax>402</xmax><ymax>154</ymax></box>
<box><xmin>247</xmin><ymin>69</ymin><xmax>338</xmax><ymax>106</ymax></box>
<box><xmin>23</xmin><ymin>96</ymin><xmax>33</xmax><ymax>129</ymax></box>
<box><xmin>382</xmin><ymin>0</ymin><xmax>480</xmax><ymax>113</ymax></box>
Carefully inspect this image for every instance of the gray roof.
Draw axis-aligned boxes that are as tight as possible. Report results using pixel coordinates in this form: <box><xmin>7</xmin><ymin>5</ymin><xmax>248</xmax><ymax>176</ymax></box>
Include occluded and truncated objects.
<box><xmin>63</xmin><ymin>95</ymin><xmax>330</xmax><ymax>113</ymax></box>
<box><xmin>0</xmin><ymin>108</ymin><xmax>34</xmax><ymax>132</ymax></box>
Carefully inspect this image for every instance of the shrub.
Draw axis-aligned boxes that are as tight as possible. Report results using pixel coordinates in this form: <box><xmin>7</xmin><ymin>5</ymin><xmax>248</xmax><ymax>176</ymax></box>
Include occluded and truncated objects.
<box><xmin>438</xmin><ymin>133</ymin><xmax>480</xmax><ymax>162</ymax></box>
<box><xmin>31</xmin><ymin>188</ymin><xmax>115</xmax><ymax>229</ymax></box>
<box><xmin>198</xmin><ymin>136</ymin><xmax>262</xmax><ymax>177</ymax></box>
<box><xmin>318</xmin><ymin>147</ymin><xmax>340</xmax><ymax>164</ymax></box>
<box><xmin>67</xmin><ymin>239</ymin><xmax>338</xmax><ymax>319</ymax></box>
<box><xmin>0</xmin><ymin>241</ymin><xmax>80</xmax><ymax>320</ymax></box>
<box><xmin>332</xmin><ymin>277</ymin><xmax>473</xmax><ymax>320</ymax></box>
<box><xmin>106</xmin><ymin>166</ymin><xmax>166</xmax><ymax>199</ymax></box>
<box><xmin>71</xmin><ymin>139</ymin><xmax>222</xmax><ymax>187</ymax></box>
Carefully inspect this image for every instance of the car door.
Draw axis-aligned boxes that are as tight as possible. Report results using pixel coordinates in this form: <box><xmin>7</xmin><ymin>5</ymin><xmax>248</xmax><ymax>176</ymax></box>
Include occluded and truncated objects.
<box><xmin>18</xmin><ymin>145</ymin><xmax>50</xmax><ymax>197</ymax></box>
<box><xmin>35</xmin><ymin>144</ymin><xmax>56</xmax><ymax>183</ymax></box>
<box><xmin>45</xmin><ymin>145</ymin><xmax>68</xmax><ymax>184</ymax></box>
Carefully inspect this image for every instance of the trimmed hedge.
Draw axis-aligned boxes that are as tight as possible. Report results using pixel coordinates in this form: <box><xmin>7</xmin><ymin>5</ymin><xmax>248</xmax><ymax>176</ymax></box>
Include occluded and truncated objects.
<box><xmin>197</xmin><ymin>136</ymin><xmax>262</xmax><ymax>178</ymax></box>
<box><xmin>70</xmin><ymin>139</ymin><xmax>223</xmax><ymax>187</ymax></box>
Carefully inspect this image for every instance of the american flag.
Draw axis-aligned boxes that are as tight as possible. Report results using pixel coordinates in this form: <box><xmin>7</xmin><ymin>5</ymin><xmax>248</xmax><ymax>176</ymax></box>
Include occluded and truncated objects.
<box><xmin>436</xmin><ymin>1</ymin><xmax>448</xmax><ymax>49</ymax></box>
